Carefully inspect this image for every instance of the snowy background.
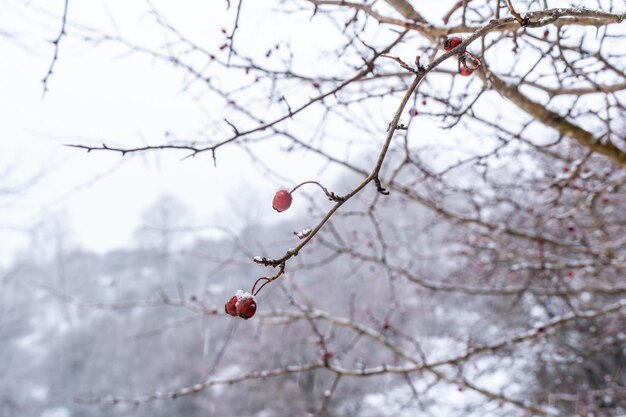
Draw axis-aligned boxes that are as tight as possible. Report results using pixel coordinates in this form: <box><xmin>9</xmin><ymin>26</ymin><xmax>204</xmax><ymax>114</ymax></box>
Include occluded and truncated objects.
<box><xmin>1</xmin><ymin>0</ymin><xmax>626</xmax><ymax>416</ymax></box>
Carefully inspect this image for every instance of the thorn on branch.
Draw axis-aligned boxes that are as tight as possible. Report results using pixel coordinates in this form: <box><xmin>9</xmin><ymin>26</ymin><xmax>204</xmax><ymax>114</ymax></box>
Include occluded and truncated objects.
<box><xmin>374</xmin><ymin>176</ymin><xmax>390</xmax><ymax>195</ymax></box>
<box><xmin>281</xmin><ymin>96</ymin><xmax>293</xmax><ymax>117</ymax></box>
<box><xmin>224</xmin><ymin>119</ymin><xmax>239</xmax><ymax>135</ymax></box>
<box><xmin>327</xmin><ymin>191</ymin><xmax>346</xmax><ymax>202</ymax></box>
<box><xmin>505</xmin><ymin>0</ymin><xmax>528</xmax><ymax>26</ymax></box>
<box><xmin>415</xmin><ymin>56</ymin><xmax>426</xmax><ymax>73</ymax></box>
<box><xmin>381</xmin><ymin>54</ymin><xmax>421</xmax><ymax>74</ymax></box>
<box><xmin>294</xmin><ymin>229</ymin><xmax>312</xmax><ymax>239</ymax></box>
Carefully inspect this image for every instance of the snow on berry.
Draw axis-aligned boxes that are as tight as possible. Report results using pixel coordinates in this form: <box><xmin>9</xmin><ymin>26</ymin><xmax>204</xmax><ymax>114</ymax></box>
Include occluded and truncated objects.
<box><xmin>272</xmin><ymin>189</ymin><xmax>293</xmax><ymax>212</ymax></box>
<box><xmin>225</xmin><ymin>290</ymin><xmax>258</xmax><ymax>319</ymax></box>
<box><xmin>236</xmin><ymin>292</ymin><xmax>257</xmax><ymax>320</ymax></box>
<box><xmin>408</xmin><ymin>108</ymin><xmax>418</xmax><ymax>117</ymax></box>
<box><xmin>444</xmin><ymin>36</ymin><xmax>463</xmax><ymax>51</ymax></box>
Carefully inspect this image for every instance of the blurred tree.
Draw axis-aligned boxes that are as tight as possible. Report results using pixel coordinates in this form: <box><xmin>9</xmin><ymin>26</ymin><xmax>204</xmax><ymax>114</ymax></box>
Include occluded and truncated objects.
<box><xmin>134</xmin><ymin>194</ymin><xmax>195</xmax><ymax>257</ymax></box>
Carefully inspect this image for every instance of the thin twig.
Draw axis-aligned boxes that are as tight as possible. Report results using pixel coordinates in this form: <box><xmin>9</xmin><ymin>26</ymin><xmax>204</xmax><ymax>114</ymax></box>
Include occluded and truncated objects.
<box><xmin>42</xmin><ymin>0</ymin><xmax>70</xmax><ymax>95</ymax></box>
<box><xmin>226</xmin><ymin>0</ymin><xmax>244</xmax><ymax>66</ymax></box>
<box><xmin>505</xmin><ymin>0</ymin><xmax>528</xmax><ymax>26</ymax></box>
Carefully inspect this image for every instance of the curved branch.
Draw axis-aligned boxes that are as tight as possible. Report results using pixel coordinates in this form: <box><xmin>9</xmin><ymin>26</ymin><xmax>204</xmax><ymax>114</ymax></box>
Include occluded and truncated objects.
<box><xmin>485</xmin><ymin>71</ymin><xmax>626</xmax><ymax>166</ymax></box>
<box><xmin>383</xmin><ymin>0</ymin><xmax>426</xmax><ymax>23</ymax></box>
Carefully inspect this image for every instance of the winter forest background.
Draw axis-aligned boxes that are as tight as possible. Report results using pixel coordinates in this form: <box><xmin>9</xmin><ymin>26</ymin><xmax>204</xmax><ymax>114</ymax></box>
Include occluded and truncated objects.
<box><xmin>1</xmin><ymin>0</ymin><xmax>626</xmax><ymax>416</ymax></box>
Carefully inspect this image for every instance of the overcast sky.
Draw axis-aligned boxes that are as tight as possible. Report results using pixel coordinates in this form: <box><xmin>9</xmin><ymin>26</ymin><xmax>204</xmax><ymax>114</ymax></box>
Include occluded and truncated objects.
<box><xmin>0</xmin><ymin>0</ymin><xmax>491</xmax><ymax>267</ymax></box>
<box><xmin>0</xmin><ymin>0</ymin><xmax>340</xmax><ymax>264</ymax></box>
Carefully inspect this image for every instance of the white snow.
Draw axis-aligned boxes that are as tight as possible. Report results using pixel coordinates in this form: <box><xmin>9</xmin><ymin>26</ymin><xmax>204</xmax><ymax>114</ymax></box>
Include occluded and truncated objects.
<box><xmin>295</xmin><ymin>228</ymin><xmax>312</xmax><ymax>239</ymax></box>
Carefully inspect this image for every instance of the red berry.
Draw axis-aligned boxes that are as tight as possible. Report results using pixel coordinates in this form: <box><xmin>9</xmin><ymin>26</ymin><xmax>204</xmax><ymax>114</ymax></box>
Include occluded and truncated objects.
<box><xmin>236</xmin><ymin>294</ymin><xmax>257</xmax><ymax>320</ymax></box>
<box><xmin>543</xmin><ymin>29</ymin><xmax>549</xmax><ymax>39</ymax></box>
<box><xmin>457</xmin><ymin>52</ymin><xmax>481</xmax><ymax>77</ymax></box>
<box><xmin>272</xmin><ymin>189</ymin><xmax>292</xmax><ymax>212</ymax></box>
<box><xmin>458</xmin><ymin>54</ymin><xmax>476</xmax><ymax>77</ymax></box>
<box><xmin>224</xmin><ymin>295</ymin><xmax>238</xmax><ymax>316</ymax></box>
<box><xmin>444</xmin><ymin>36</ymin><xmax>463</xmax><ymax>51</ymax></box>
<box><xmin>459</xmin><ymin>66</ymin><xmax>473</xmax><ymax>76</ymax></box>
<box><xmin>312</xmin><ymin>81</ymin><xmax>321</xmax><ymax>88</ymax></box>
<box><xmin>219</xmin><ymin>43</ymin><xmax>229</xmax><ymax>50</ymax></box>
<box><xmin>408</xmin><ymin>108</ymin><xmax>418</xmax><ymax>117</ymax></box>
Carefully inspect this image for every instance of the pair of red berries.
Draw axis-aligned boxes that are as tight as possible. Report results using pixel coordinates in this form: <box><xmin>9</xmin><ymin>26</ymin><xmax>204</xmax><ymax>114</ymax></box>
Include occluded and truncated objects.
<box><xmin>444</xmin><ymin>36</ymin><xmax>481</xmax><ymax>77</ymax></box>
<box><xmin>225</xmin><ymin>290</ymin><xmax>257</xmax><ymax>319</ymax></box>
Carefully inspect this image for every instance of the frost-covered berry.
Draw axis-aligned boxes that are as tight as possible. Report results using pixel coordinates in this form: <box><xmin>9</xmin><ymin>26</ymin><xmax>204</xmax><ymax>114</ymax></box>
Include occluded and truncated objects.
<box><xmin>408</xmin><ymin>108</ymin><xmax>418</xmax><ymax>117</ymax></box>
<box><xmin>224</xmin><ymin>295</ymin><xmax>238</xmax><ymax>316</ymax></box>
<box><xmin>236</xmin><ymin>294</ymin><xmax>257</xmax><ymax>320</ymax></box>
<box><xmin>444</xmin><ymin>36</ymin><xmax>463</xmax><ymax>51</ymax></box>
<box><xmin>272</xmin><ymin>189</ymin><xmax>293</xmax><ymax>212</ymax></box>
